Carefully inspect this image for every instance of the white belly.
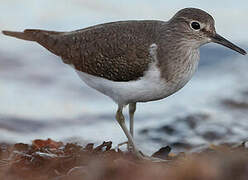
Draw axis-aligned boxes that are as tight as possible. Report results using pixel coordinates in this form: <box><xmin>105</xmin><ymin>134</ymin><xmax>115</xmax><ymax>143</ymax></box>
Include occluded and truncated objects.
<box><xmin>75</xmin><ymin>60</ymin><xmax>197</xmax><ymax>106</ymax></box>
<box><xmin>72</xmin><ymin>43</ymin><xmax>199</xmax><ymax>106</ymax></box>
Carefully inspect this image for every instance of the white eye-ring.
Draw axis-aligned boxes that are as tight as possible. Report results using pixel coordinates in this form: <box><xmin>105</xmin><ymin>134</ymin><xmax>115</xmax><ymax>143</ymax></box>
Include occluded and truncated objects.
<box><xmin>190</xmin><ymin>21</ymin><xmax>201</xmax><ymax>30</ymax></box>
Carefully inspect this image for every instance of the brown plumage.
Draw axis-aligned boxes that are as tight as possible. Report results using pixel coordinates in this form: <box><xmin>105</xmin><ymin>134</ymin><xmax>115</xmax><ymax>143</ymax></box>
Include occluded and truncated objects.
<box><xmin>3</xmin><ymin>21</ymin><xmax>165</xmax><ymax>81</ymax></box>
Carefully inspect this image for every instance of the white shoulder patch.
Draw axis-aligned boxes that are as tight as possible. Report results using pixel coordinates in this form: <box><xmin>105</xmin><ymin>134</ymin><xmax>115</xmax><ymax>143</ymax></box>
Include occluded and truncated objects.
<box><xmin>149</xmin><ymin>43</ymin><xmax>158</xmax><ymax>58</ymax></box>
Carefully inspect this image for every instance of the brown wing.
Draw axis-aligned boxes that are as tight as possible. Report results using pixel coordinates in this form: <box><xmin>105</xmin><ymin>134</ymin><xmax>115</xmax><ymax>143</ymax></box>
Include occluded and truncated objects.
<box><xmin>3</xmin><ymin>20</ymin><xmax>164</xmax><ymax>81</ymax></box>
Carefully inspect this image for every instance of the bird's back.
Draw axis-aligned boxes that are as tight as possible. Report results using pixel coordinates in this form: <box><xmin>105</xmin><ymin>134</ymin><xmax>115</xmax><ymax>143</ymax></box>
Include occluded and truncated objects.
<box><xmin>3</xmin><ymin>20</ymin><xmax>165</xmax><ymax>82</ymax></box>
<box><xmin>55</xmin><ymin>20</ymin><xmax>165</xmax><ymax>81</ymax></box>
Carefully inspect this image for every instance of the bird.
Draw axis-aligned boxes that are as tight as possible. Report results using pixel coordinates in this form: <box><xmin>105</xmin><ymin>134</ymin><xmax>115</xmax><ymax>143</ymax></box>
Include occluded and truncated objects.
<box><xmin>2</xmin><ymin>8</ymin><xmax>246</xmax><ymax>159</ymax></box>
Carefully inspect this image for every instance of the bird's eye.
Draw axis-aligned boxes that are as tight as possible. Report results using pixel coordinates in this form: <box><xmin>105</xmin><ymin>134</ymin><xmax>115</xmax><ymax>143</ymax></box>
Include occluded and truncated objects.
<box><xmin>191</xmin><ymin>22</ymin><xmax>201</xmax><ymax>30</ymax></box>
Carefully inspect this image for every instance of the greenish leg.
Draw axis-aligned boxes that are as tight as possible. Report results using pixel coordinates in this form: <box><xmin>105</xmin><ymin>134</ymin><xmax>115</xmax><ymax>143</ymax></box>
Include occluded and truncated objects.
<box><xmin>116</xmin><ymin>105</ymin><xmax>140</xmax><ymax>156</ymax></box>
<box><xmin>128</xmin><ymin>103</ymin><xmax>136</xmax><ymax>151</ymax></box>
<box><xmin>116</xmin><ymin>105</ymin><xmax>167</xmax><ymax>162</ymax></box>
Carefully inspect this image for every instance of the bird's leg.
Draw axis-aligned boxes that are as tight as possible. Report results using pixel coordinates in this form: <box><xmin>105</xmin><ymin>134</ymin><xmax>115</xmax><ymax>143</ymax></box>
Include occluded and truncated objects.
<box><xmin>116</xmin><ymin>105</ymin><xmax>141</xmax><ymax>157</ymax></box>
<box><xmin>116</xmin><ymin>106</ymin><xmax>167</xmax><ymax>162</ymax></box>
<box><xmin>128</xmin><ymin>103</ymin><xmax>136</xmax><ymax>151</ymax></box>
<box><xmin>117</xmin><ymin>103</ymin><xmax>136</xmax><ymax>151</ymax></box>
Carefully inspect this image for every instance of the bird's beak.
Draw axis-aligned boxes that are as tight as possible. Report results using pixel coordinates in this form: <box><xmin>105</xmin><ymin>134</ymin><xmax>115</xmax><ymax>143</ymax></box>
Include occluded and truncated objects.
<box><xmin>211</xmin><ymin>33</ymin><xmax>246</xmax><ymax>55</ymax></box>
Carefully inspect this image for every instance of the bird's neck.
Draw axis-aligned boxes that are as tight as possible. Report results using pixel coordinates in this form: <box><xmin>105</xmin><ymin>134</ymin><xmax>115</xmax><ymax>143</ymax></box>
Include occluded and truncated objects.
<box><xmin>157</xmin><ymin>39</ymin><xmax>200</xmax><ymax>84</ymax></box>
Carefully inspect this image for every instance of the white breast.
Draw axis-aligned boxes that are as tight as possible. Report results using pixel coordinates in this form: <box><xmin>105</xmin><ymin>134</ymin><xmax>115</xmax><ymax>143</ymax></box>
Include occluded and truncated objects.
<box><xmin>74</xmin><ymin>44</ymin><xmax>200</xmax><ymax>106</ymax></box>
<box><xmin>76</xmin><ymin>62</ymin><xmax>169</xmax><ymax>106</ymax></box>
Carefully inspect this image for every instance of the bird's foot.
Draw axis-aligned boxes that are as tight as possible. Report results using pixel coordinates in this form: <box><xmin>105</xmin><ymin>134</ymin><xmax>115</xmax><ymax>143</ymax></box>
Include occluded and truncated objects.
<box><xmin>116</xmin><ymin>142</ymin><xmax>167</xmax><ymax>162</ymax></box>
<box><xmin>134</xmin><ymin>150</ymin><xmax>168</xmax><ymax>162</ymax></box>
<box><xmin>117</xmin><ymin>141</ymin><xmax>134</xmax><ymax>152</ymax></box>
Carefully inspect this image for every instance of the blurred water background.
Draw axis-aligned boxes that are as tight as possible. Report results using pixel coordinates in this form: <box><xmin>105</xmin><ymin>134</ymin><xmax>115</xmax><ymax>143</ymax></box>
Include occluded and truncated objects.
<box><xmin>0</xmin><ymin>0</ymin><xmax>248</xmax><ymax>154</ymax></box>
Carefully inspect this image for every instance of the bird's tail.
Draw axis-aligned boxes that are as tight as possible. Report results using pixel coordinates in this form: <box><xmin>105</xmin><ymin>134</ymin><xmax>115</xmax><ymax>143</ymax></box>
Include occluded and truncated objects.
<box><xmin>2</xmin><ymin>29</ymin><xmax>66</xmax><ymax>56</ymax></box>
<box><xmin>2</xmin><ymin>29</ymin><xmax>62</xmax><ymax>42</ymax></box>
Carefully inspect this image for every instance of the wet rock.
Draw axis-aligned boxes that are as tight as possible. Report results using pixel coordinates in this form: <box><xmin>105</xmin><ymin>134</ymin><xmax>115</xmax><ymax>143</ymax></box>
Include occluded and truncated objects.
<box><xmin>158</xmin><ymin>125</ymin><xmax>175</xmax><ymax>135</ymax></box>
<box><xmin>222</xmin><ymin>99</ymin><xmax>248</xmax><ymax>110</ymax></box>
<box><xmin>139</xmin><ymin>113</ymin><xmax>211</xmax><ymax>152</ymax></box>
<box><xmin>195</xmin><ymin>124</ymin><xmax>228</xmax><ymax>141</ymax></box>
<box><xmin>139</xmin><ymin>129</ymin><xmax>149</xmax><ymax>134</ymax></box>
<box><xmin>170</xmin><ymin>142</ymin><xmax>192</xmax><ymax>149</ymax></box>
<box><xmin>149</xmin><ymin>137</ymin><xmax>163</xmax><ymax>142</ymax></box>
<box><xmin>94</xmin><ymin>141</ymin><xmax>112</xmax><ymax>152</ymax></box>
<box><xmin>176</xmin><ymin>113</ymin><xmax>210</xmax><ymax>129</ymax></box>
<box><xmin>202</xmin><ymin>131</ymin><xmax>222</xmax><ymax>141</ymax></box>
<box><xmin>152</xmin><ymin>146</ymin><xmax>171</xmax><ymax>159</ymax></box>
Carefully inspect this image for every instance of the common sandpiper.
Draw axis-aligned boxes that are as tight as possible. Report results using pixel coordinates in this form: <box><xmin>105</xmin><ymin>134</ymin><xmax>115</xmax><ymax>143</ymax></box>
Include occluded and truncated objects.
<box><xmin>2</xmin><ymin>8</ymin><xmax>247</xmax><ymax>160</ymax></box>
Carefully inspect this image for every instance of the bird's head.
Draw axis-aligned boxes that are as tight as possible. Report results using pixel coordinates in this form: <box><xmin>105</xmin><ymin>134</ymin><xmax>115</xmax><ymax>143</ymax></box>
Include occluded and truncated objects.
<box><xmin>169</xmin><ymin>8</ymin><xmax>246</xmax><ymax>55</ymax></box>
